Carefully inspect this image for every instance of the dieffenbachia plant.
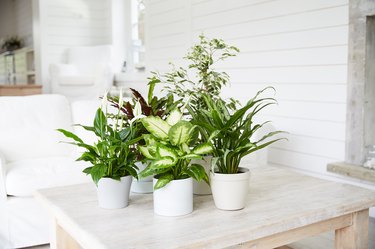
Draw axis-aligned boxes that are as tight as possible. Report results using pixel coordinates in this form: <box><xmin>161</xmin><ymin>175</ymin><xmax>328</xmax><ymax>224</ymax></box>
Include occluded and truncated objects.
<box><xmin>138</xmin><ymin>109</ymin><xmax>213</xmax><ymax>189</ymax></box>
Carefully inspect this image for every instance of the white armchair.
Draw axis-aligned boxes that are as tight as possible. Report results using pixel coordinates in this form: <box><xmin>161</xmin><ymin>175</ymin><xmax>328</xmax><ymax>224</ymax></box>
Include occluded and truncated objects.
<box><xmin>49</xmin><ymin>45</ymin><xmax>114</xmax><ymax>101</ymax></box>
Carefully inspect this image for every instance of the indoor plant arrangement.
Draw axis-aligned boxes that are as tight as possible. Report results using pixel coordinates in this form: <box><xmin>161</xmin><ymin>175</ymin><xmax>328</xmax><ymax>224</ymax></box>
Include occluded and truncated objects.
<box><xmin>151</xmin><ymin>35</ymin><xmax>285</xmax><ymax>210</ymax></box>
<box><xmin>138</xmin><ymin>108</ymin><xmax>213</xmax><ymax>216</ymax></box>
<box><xmin>152</xmin><ymin>35</ymin><xmax>240</xmax><ymax>195</ymax></box>
<box><xmin>58</xmin><ymin>94</ymin><xmax>141</xmax><ymax>209</ymax></box>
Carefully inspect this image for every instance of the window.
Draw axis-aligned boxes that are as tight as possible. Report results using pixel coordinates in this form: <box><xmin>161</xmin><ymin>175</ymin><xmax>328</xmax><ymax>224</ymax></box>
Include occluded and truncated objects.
<box><xmin>130</xmin><ymin>0</ymin><xmax>145</xmax><ymax>69</ymax></box>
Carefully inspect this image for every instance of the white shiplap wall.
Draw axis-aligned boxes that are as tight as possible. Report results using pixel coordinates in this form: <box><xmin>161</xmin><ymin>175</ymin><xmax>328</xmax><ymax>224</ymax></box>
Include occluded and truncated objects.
<box><xmin>145</xmin><ymin>0</ymin><xmax>375</xmax><ymax>189</ymax></box>
<box><xmin>35</xmin><ymin>0</ymin><xmax>112</xmax><ymax>92</ymax></box>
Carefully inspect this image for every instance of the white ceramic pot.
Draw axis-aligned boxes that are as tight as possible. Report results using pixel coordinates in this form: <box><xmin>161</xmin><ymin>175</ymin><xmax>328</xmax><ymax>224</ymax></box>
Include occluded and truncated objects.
<box><xmin>97</xmin><ymin>176</ymin><xmax>133</xmax><ymax>209</ymax></box>
<box><xmin>131</xmin><ymin>162</ymin><xmax>153</xmax><ymax>193</ymax></box>
<box><xmin>191</xmin><ymin>156</ymin><xmax>212</xmax><ymax>195</ymax></box>
<box><xmin>153</xmin><ymin>177</ymin><xmax>193</xmax><ymax>216</ymax></box>
<box><xmin>210</xmin><ymin>167</ymin><xmax>250</xmax><ymax>210</ymax></box>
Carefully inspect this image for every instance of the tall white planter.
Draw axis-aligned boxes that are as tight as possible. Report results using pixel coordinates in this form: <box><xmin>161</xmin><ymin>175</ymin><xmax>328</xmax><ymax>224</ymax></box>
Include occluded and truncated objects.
<box><xmin>153</xmin><ymin>177</ymin><xmax>193</xmax><ymax>216</ymax></box>
<box><xmin>210</xmin><ymin>167</ymin><xmax>250</xmax><ymax>210</ymax></box>
<box><xmin>192</xmin><ymin>156</ymin><xmax>211</xmax><ymax>195</ymax></box>
<box><xmin>97</xmin><ymin>176</ymin><xmax>133</xmax><ymax>209</ymax></box>
<box><xmin>131</xmin><ymin>162</ymin><xmax>153</xmax><ymax>193</ymax></box>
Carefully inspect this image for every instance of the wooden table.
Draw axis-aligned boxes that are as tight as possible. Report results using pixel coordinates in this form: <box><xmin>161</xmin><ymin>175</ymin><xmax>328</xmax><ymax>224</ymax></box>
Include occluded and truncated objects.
<box><xmin>0</xmin><ymin>84</ymin><xmax>42</xmax><ymax>96</ymax></box>
<box><xmin>34</xmin><ymin>167</ymin><xmax>375</xmax><ymax>249</ymax></box>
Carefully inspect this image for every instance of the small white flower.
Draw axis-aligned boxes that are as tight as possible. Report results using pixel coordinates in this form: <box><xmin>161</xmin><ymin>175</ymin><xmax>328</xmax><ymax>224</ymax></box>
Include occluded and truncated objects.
<box><xmin>118</xmin><ymin>88</ymin><xmax>124</xmax><ymax>107</ymax></box>
<box><xmin>101</xmin><ymin>90</ymin><xmax>108</xmax><ymax>112</ymax></box>
<box><xmin>130</xmin><ymin>100</ymin><xmax>145</xmax><ymax>125</ymax></box>
<box><xmin>134</xmin><ymin>100</ymin><xmax>142</xmax><ymax>117</ymax></box>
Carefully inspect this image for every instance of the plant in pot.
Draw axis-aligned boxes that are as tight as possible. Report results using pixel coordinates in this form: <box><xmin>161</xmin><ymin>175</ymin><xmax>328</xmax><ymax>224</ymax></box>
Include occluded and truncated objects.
<box><xmin>58</xmin><ymin>95</ymin><xmax>141</xmax><ymax>209</ymax></box>
<box><xmin>191</xmin><ymin>88</ymin><xmax>285</xmax><ymax>210</ymax></box>
<box><xmin>138</xmin><ymin>108</ymin><xmax>213</xmax><ymax>216</ymax></box>
<box><xmin>151</xmin><ymin>35</ymin><xmax>240</xmax><ymax>195</ymax></box>
<box><xmin>1</xmin><ymin>36</ymin><xmax>23</xmax><ymax>51</ymax></box>
<box><xmin>107</xmin><ymin>83</ymin><xmax>178</xmax><ymax>193</ymax></box>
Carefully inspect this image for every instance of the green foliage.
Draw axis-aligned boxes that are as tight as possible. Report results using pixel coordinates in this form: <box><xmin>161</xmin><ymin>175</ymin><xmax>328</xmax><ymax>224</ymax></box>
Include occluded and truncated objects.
<box><xmin>58</xmin><ymin>108</ymin><xmax>141</xmax><ymax>185</ymax></box>
<box><xmin>138</xmin><ymin>111</ymin><xmax>213</xmax><ymax>190</ymax></box>
<box><xmin>1</xmin><ymin>36</ymin><xmax>23</xmax><ymax>51</ymax></box>
<box><xmin>151</xmin><ymin>35</ymin><xmax>240</xmax><ymax>113</ymax></box>
<box><xmin>190</xmin><ymin>87</ymin><xmax>286</xmax><ymax>174</ymax></box>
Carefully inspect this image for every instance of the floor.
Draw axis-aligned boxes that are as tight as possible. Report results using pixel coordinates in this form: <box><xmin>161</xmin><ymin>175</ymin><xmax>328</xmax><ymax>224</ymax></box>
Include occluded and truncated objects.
<box><xmin>25</xmin><ymin>218</ymin><xmax>375</xmax><ymax>249</ymax></box>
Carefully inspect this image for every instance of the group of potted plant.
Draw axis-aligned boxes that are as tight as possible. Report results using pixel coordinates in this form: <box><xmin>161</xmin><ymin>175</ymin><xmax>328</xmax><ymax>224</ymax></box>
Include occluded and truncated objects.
<box><xmin>59</xmin><ymin>35</ymin><xmax>284</xmax><ymax>216</ymax></box>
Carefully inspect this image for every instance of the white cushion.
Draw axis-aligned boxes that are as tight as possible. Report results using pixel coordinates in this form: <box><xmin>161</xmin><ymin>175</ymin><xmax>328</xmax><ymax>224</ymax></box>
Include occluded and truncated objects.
<box><xmin>58</xmin><ymin>75</ymin><xmax>95</xmax><ymax>86</ymax></box>
<box><xmin>0</xmin><ymin>94</ymin><xmax>74</xmax><ymax>162</ymax></box>
<box><xmin>5</xmin><ymin>157</ymin><xmax>91</xmax><ymax>197</ymax></box>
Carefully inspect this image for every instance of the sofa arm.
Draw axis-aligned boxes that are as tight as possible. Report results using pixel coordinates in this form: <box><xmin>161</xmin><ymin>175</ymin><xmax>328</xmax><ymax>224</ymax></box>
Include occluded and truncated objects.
<box><xmin>0</xmin><ymin>151</ymin><xmax>7</xmax><ymax>201</ymax></box>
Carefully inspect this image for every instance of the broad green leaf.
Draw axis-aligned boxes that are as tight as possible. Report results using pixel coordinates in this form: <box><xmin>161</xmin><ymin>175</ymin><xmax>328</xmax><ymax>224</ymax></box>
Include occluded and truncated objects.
<box><xmin>157</xmin><ymin>144</ymin><xmax>178</xmax><ymax>161</ymax></box>
<box><xmin>181</xmin><ymin>154</ymin><xmax>202</xmax><ymax>160</ymax></box>
<box><xmin>168</xmin><ymin>120</ymin><xmax>193</xmax><ymax>145</ymax></box>
<box><xmin>153</xmin><ymin>156</ymin><xmax>175</xmax><ymax>168</ymax></box>
<box><xmin>142</xmin><ymin>116</ymin><xmax>170</xmax><ymax>140</ymax></box>
<box><xmin>154</xmin><ymin>174</ymin><xmax>174</xmax><ymax>190</ymax></box>
<box><xmin>90</xmin><ymin>164</ymin><xmax>107</xmax><ymax>185</ymax></box>
<box><xmin>76</xmin><ymin>152</ymin><xmax>95</xmax><ymax>162</ymax></box>
<box><xmin>138</xmin><ymin>146</ymin><xmax>155</xmax><ymax>159</ymax></box>
<box><xmin>57</xmin><ymin>129</ymin><xmax>83</xmax><ymax>143</ymax></box>
<box><xmin>192</xmin><ymin>143</ymin><xmax>213</xmax><ymax>155</ymax></box>
<box><xmin>187</xmin><ymin>164</ymin><xmax>209</xmax><ymax>184</ymax></box>
<box><xmin>166</xmin><ymin>108</ymin><xmax>183</xmax><ymax>126</ymax></box>
<box><xmin>94</xmin><ymin>108</ymin><xmax>107</xmax><ymax>137</ymax></box>
<box><xmin>82</xmin><ymin>167</ymin><xmax>93</xmax><ymax>175</ymax></box>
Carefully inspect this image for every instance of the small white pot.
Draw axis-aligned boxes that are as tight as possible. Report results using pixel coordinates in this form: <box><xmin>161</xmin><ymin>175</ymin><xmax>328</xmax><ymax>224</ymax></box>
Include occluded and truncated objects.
<box><xmin>153</xmin><ymin>177</ymin><xmax>193</xmax><ymax>216</ymax></box>
<box><xmin>131</xmin><ymin>162</ymin><xmax>153</xmax><ymax>193</ymax></box>
<box><xmin>97</xmin><ymin>176</ymin><xmax>133</xmax><ymax>209</ymax></box>
<box><xmin>210</xmin><ymin>167</ymin><xmax>250</xmax><ymax>210</ymax></box>
<box><xmin>191</xmin><ymin>156</ymin><xmax>212</xmax><ymax>195</ymax></box>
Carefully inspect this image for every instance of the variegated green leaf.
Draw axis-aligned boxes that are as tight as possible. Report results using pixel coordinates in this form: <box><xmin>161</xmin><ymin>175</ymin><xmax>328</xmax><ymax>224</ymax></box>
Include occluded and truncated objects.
<box><xmin>153</xmin><ymin>156</ymin><xmax>175</xmax><ymax>168</ymax></box>
<box><xmin>168</xmin><ymin>120</ymin><xmax>193</xmax><ymax>145</ymax></box>
<box><xmin>166</xmin><ymin>108</ymin><xmax>183</xmax><ymax>126</ymax></box>
<box><xmin>154</xmin><ymin>174</ymin><xmax>174</xmax><ymax>189</ymax></box>
<box><xmin>138</xmin><ymin>146</ymin><xmax>155</xmax><ymax>159</ymax></box>
<box><xmin>157</xmin><ymin>144</ymin><xmax>178</xmax><ymax>161</ymax></box>
<box><xmin>192</xmin><ymin>143</ymin><xmax>213</xmax><ymax>155</ymax></box>
<box><xmin>142</xmin><ymin>116</ymin><xmax>171</xmax><ymax>140</ymax></box>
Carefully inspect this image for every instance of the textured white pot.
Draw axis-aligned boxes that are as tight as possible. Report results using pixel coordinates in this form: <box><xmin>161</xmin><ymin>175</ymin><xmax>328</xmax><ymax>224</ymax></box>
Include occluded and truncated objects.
<box><xmin>131</xmin><ymin>162</ymin><xmax>153</xmax><ymax>193</ymax></box>
<box><xmin>97</xmin><ymin>176</ymin><xmax>133</xmax><ymax>209</ymax></box>
<box><xmin>191</xmin><ymin>156</ymin><xmax>212</xmax><ymax>195</ymax></box>
<box><xmin>210</xmin><ymin>167</ymin><xmax>250</xmax><ymax>210</ymax></box>
<box><xmin>153</xmin><ymin>177</ymin><xmax>193</xmax><ymax>216</ymax></box>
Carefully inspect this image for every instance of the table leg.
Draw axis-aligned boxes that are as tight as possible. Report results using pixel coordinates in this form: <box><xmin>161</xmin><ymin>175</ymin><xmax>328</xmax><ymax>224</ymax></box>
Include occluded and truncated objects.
<box><xmin>335</xmin><ymin>209</ymin><xmax>369</xmax><ymax>249</ymax></box>
<box><xmin>56</xmin><ymin>222</ymin><xmax>81</xmax><ymax>249</ymax></box>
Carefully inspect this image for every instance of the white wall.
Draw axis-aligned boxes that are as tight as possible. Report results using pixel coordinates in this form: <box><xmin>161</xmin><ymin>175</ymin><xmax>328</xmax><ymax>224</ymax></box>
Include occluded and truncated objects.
<box><xmin>145</xmin><ymin>0</ymin><xmax>375</xmax><ymax>214</ymax></box>
<box><xmin>0</xmin><ymin>0</ymin><xmax>33</xmax><ymax>46</ymax></box>
<box><xmin>34</xmin><ymin>0</ymin><xmax>112</xmax><ymax>92</ymax></box>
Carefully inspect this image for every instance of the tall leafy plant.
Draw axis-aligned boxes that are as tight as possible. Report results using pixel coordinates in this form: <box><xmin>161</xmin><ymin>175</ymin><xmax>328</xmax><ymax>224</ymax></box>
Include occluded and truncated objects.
<box><xmin>138</xmin><ymin>109</ymin><xmax>213</xmax><ymax>189</ymax></box>
<box><xmin>151</xmin><ymin>35</ymin><xmax>240</xmax><ymax>112</ymax></box>
<box><xmin>190</xmin><ymin>87</ymin><xmax>285</xmax><ymax>174</ymax></box>
<box><xmin>58</xmin><ymin>101</ymin><xmax>141</xmax><ymax>184</ymax></box>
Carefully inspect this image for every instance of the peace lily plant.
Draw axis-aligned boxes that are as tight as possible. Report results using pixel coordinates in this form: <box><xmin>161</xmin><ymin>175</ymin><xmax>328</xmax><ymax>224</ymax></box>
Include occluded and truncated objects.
<box><xmin>58</xmin><ymin>91</ymin><xmax>142</xmax><ymax>209</ymax></box>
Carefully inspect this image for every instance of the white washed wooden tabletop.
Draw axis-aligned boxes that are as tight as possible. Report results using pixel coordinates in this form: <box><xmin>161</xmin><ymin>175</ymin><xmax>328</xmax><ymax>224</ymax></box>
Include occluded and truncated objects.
<box><xmin>35</xmin><ymin>166</ymin><xmax>375</xmax><ymax>249</ymax></box>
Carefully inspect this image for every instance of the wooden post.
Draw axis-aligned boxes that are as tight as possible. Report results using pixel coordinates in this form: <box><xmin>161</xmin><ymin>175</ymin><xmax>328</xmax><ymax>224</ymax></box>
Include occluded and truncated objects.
<box><xmin>56</xmin><ymin>222</ymin><xmax>81</xmax><ymax>249</ymax></box>
<box><xmin>335</xmin><ymin>209</ymin><xmax>369</xmax><ymax>249</ymax></box>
